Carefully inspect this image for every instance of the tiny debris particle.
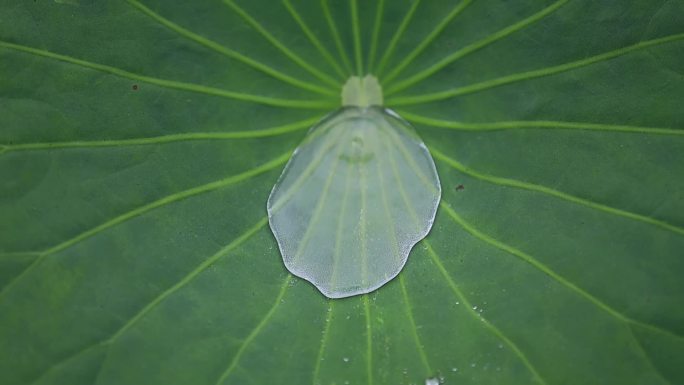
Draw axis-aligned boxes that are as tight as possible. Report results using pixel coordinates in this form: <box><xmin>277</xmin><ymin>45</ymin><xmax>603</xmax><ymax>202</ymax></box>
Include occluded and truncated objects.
<box><xmin>455</xmin><ymin>184</ymin><xmax>464</xmax><ymax>191</ymax></box>
<box><xmin>132</xmin><ymin>84</ymin><xmax>139</xmax><ymax>91</ymax></box>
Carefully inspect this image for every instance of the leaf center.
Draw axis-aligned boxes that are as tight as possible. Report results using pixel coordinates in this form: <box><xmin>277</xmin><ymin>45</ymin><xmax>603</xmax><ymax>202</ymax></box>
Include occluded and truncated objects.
<box><xmin>342</xmin><ymin>75</ymin><xmax>383</xmax><ymax>107</ymax></box>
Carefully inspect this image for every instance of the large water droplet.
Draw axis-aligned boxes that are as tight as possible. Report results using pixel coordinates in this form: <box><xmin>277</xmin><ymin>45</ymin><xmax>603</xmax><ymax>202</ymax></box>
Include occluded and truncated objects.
<box><xmin>267</xmin><ymin>106</ymin><xmax>441</xmax><ymax>298</ymax></box>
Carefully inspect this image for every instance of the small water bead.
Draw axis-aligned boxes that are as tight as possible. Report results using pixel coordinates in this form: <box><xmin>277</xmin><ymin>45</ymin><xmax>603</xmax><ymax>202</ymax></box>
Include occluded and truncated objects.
<box><xmin>343</xmin><ymin>357</ymin><xmax>350</xmax><ymax>363</ymax></box>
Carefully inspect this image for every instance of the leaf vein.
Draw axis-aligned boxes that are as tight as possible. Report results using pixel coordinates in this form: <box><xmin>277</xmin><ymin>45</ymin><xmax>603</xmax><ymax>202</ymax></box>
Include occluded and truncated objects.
<box><xmin>0</xmin><ymin>41</ymin><xmax>333</xmax><ymax>109</ymax></box>
<box><xmin>1</xmin><ymin>117</ymin><xmax>319</xmax><ymax>153</ymax></box>
<box><xmin>424</xmin><ymin>241</ymin><xmax>548</xmax><ymax>385</ymax></box>
<box><xmin>385</xmin><ymin>0</ymin><xmax>569</xmax><ymax>94</ymax></box>
<box><xmin>431</xmin><ymin>148</ymin><xmax>684</xmax><ymax>236</ymax></box>
<box><xmin>381</xmin><ymin>132</ymin><xmax>433</xmax><ymax>375</ymax></box>
<box><xmin>350</xmin><ymin>0</ymin><xmax>364</xmax><ymax>75</ymax></box>
<box><xmin>382</xmin><ymin>0</ymin><xmax>475</xmax><ymax>84</ymax></box>
<box><xmin>222</xmin><ymin>0</ymin><xmax>340</xmax><ymax>89</ymax></box>
<box><xmin>283</xmin><ymin>0</ymin><xmax>347</xmax><ymax>79</ymax></box>
<box><xmin>0</xmin><ymin>152</ymin><xmax>290</xmax><ymax>300</ymax></box>
<box><xmin>375</xmin><ymin>0</ymin><xmax>421</xmax><ymax>77</ymax></box>
<box><xmin>321</xmin><ymin>0</ymin><xmax>354</xmax><ymax>74</ymax></box>
<box><xmin>438</xmin><ymin>201</ymin><xmax>684</xmax><ymax>341</ymax></box>
<box><xmin>400</xmin><ymin>111</ymin><xmax>684</xmax><ymax>136</ymax></box>
<box><xmin>384</xmin><ymin>122</ymin><xmax>543</xmax><ymax>383</ymax></box>
<box><xmin>214</xmin><ymin>275</ymin><xmax>291</xmax><ymax>385</ymax></box>
<box><xmin>125</xmin><ymin>0</ymin><xmax>336</xmax><ymax>96</ymax></box>
<box><xmin>367</xmin><ymin>0</ymin><xmax>385</xmax><ymax>73</ymax></box>
<box><xmin>387</xmin><ymin>33</ymin><xmax>684</xmax><ymax>105</ymax></box>
<box><xmin>26</xmin><ymin>218</ymin><xmax>269</xmax><ymax>385</ymax></box>
<box><xmin>312</xmin><ymin>302</ymin><xmax>334</xmax><ymax>385</ymax></box>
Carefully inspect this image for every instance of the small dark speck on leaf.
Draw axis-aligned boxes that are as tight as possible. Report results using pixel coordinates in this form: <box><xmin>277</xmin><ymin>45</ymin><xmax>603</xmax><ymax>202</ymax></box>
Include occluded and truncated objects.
<box><xmin>455</xmin><ymin>184</ymin><xmax>464</xmax><ymax>191</ymax></box>
<box><xmin>132</xmin><ymin>84</ymin><xmax>139</xmax><ymax>91</ymax></box>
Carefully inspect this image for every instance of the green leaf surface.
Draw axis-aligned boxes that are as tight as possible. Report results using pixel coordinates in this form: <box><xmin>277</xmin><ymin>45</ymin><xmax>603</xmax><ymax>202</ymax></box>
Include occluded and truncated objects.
<box><xmin>1</xmin><ymin>0</ymin><xmax>683</xmax><ymax>384</ymax></box>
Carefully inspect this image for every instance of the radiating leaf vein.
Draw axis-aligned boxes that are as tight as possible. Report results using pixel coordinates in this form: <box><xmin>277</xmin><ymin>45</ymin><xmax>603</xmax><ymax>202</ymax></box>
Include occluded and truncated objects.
<box><xmin>222</xmin><ymin>0</ymin><xmax>340</xmax><ymax>89</ymax></box>
<box><xmin>0</xmin><ymin>41</ymin><xmax>334</xmax><ymax>109</ymax></box>
<box><xmin>321</xmin><ymin>0</ymin><xmax>354</xmax><ymax>74</ymax></box>
<box><xmin>367</xmin><ymin>0</ymin><xmax>385</xmax><ymax>73</ymax></box>
<box><xmin>387</xmin><ymin>33</ymin><xmax>684</xmax><ymax>106</ymax></box>
<box><xmin>438</xmin><ymin>201</ymin><xmax>684</xmax><ymax>342</ymax></box>
<box><xmin>350</xmin><ymin>0</ymin><xmax>363</xmax><ymax>76</ymax></box>
<box><xmin>215</xmin><ymin>275</ymin><xmax>292</xmax><ymax>385</ymax></box>
<box><xmin>312</xmin><ymin>302</ymin><xmax>334</xmax><ymax>385</ymax></box>
<box><xmin>385</xmin><ymin>0</ymin><xmax>570</xmax><ymax>94</ymax></box>
<box><xmin>375</xmin><ymin>0</ymin><xmax>421</xmax><ymax>77</ymax></box>
<box><xmin>283</xmin><ymin>0</ymin><xmax>347</xmax><ymax>79</ymax></box>
<box><xmin>25</xmin><ymin>218</ymin><xmax>270</xmax><ymax>385</ymax></box>
<box><xmin>125</xmin><ymin>0</ymin><xmax>336</xmax><ymax>96</ymax></box>
<box><xmin>385</xmin><ymin>134</ymin><xmax>544</xmax><ymax>383</ymax></box>
<box><xmin>378</xmin><ymin>135</ymin><xmax>432</xmax><ymax>374</ymax></box>
<box><xmin>400</xmin><ymin>110</ymin><xmax>684</xmax><ymax>136</ymax></box>
<box><xmin>431</xmin><ymin>148</ymin><xmax>684</xmax><ymax>236</ymax></box>
<box><xmin>423</xmin><ymin>241</ymin><xmax>548</xmax><ymax>385</ymax></box>
<box><xmin>0</xmin><ymin>152</ymin><xmax>290</xmax><ymax>300</ymax></box>
<box><xmin>1</xmin><ymin>117</ymin><xmax>319</xmax><ymax>153</ymax></box>
<box><xmin>382</xmin><ymin>0</ymin><xmax>475</xmax><ymax>84</ymax></box>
